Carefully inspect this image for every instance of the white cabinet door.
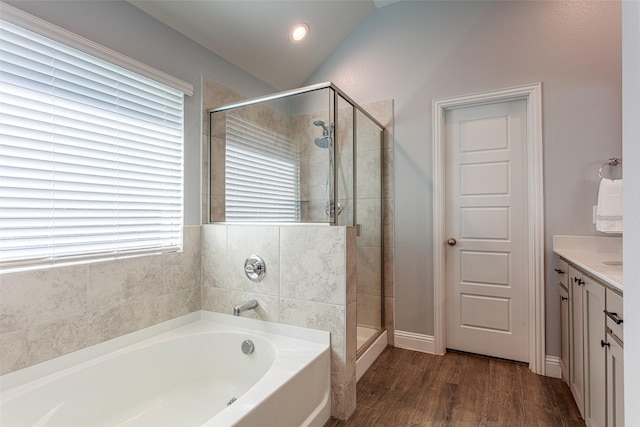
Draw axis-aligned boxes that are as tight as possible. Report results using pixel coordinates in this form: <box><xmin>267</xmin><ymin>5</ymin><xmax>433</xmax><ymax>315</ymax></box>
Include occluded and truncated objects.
<box><xmin>556</xmin><ymin>257</ymin><xmax>569</xmax><ymax>382</ymax></box>
<box><xmin>606</xmin><ymin>332</ymin><xmax>624</xmax><ymax>427</ymax></box>
<box><xmin>606</xmin><ymin>288</ymin><xmax>624</xmax><ymax>427</ymax></box>
<box><xmin>583</xmin><ymin>274</ymin><xmax>606</xmax><ymax>427</ymax></box>
<box><xmin>569</xmin><ymin>266</ymin><xmax>585</xmax><ymax>417</ymax></box>
<box><xmin>559</xmin><ymin>284</ymin><xmax>570</xmax><ymax>382</ymax></box>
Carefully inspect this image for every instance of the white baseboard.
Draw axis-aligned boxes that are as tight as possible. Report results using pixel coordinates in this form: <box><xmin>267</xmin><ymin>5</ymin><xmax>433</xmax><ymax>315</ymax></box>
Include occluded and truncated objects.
<box><xmin>356</xmin><ymin>330</ymin><xmax>388</xmax><ymax>382</ymax></box>
<box><xmin>545</xmin><ymin>355</ymin><xmax>562</xmax><ymax>379</ymax></box>
<box><xmin>393</xmin><ymin>330</ymin><xmax>436</xmax><ymax>354</ymax></box>
<box><xmin>393</xmin><ymin>332</ymin><xmax>562</xmax><ymax>380</ymax></box>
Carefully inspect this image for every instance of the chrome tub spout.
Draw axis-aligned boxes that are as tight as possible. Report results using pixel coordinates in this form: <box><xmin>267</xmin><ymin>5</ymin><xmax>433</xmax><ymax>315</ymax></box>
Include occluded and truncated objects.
<box><xmin>233</xmin><ymin>299</ymin><xmax>258</xmax><ymax>316</ymax></box>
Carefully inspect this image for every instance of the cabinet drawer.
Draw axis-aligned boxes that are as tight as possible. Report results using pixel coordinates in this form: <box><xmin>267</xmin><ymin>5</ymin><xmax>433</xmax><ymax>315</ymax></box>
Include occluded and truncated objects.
<box><xmin>555</xmin><ymin>258</ymin><xmax>569</xmax><ymax>287</ymax></box>
<box><xmin>606</xmin><ymin>288</ymin><xmax>623</xmax><ymax>340</ymax></box>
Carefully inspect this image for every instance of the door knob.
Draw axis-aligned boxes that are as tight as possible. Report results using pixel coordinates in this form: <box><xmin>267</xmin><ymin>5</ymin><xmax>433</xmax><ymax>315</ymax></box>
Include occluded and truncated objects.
<box><xmin>447</xmin><ymin>238</ymin><xmax>457</xmax><ymax>246</ymax></box>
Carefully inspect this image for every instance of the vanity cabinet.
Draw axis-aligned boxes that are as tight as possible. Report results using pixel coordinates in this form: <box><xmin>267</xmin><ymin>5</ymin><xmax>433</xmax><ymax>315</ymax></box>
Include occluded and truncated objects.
<box><xmin>561</xmin><ymin>259</ymin><xmax>623</xmax><ymax>427</ymax></box>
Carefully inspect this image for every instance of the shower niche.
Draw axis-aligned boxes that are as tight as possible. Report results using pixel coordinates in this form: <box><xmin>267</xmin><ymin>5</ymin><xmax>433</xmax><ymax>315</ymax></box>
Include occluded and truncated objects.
<box><xmin>208</xmin><ymin>82</ymin><xmax>387</xmax><ymax>355</ymax></box>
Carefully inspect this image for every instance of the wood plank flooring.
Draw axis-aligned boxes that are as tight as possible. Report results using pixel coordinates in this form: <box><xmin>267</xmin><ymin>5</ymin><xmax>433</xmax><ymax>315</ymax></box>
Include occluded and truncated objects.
<box><xmin>325</xmin><ymin>347</ymin><xmax>584</xmax><ymax>427</ymax></box>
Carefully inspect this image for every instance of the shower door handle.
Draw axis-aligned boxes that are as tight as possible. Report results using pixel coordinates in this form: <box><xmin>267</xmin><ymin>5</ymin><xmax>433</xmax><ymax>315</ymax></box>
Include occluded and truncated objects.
<box><xmin>447</xmin><ymin>238</ymin><xmax>457</xmax><ymax>246</ymax></box>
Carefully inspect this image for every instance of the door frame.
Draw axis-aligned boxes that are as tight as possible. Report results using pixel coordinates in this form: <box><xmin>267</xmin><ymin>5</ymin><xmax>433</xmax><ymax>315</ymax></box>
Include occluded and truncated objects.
<box><xmin>432</xmin><ymin>83</ymin><xmax>545</xmax><ymax>374</ymax></box>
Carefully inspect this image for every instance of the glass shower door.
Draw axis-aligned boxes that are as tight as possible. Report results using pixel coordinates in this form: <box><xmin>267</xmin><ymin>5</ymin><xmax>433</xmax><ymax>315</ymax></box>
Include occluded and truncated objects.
<box><xmin>355</xmin><ymin>109</ymin><xmax>384</xmax><ymax>354</ymax></box>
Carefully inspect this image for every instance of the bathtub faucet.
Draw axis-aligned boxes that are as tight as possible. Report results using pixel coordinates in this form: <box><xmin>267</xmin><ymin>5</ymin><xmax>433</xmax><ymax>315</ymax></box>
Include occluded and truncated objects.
<box><xmin>233</xmin><ymin>299</ymin><xmax>258</xmax><ymax>316</ymax></box>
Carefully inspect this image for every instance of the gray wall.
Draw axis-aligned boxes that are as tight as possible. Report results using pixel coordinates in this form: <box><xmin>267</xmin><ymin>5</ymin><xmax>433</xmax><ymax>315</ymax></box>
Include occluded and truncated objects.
<box><xmin>307</xmin><ymin>1</ymin><xmax>622</xmax><ymax>356</ymax></box>
<box><xmin>622</xmin><ymin>1</ymin><xmax>640</xmax><ymax>421</ymax></box>
<box><xmin>5</xmin><ymin>0</ymin><xmax>276</xmax><ymax>226</ymax></box>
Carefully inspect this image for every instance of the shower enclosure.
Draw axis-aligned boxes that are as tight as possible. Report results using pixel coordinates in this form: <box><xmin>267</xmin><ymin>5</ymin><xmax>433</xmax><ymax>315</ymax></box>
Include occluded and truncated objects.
<box><xmin>208</xmin><ymin>82</ymin><xmax>385</xmax><ymax>355</ymax></box>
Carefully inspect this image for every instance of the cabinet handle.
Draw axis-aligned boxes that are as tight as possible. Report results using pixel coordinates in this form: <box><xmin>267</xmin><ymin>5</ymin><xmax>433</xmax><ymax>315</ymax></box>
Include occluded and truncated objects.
<box><xmin>578</xmin><ymin>279</ymin><xmax>584</xmax><ymax>286</ymax></box>
<box><xmin>601</xmin><ymin>340</ymin><xmax>610</xmax><ymax>348</ymax></box>
<box><xmin>608</xmin><ymin>331</ymin><xmax>624</xmax><ymax>347</ymax></box>
<box><xmin>573</xmin><ymin>277</ymin><xmax>578</xmax><ymax>283</ymax></box>
<box><xmin>554</xmin><ymin>268</ymin><xmax>565</xmax><ymax>274</ymax></box>
<box><xmin>561</xmin><ymin>296</ymin><xmax>568</xmax><ymax>301</ymax></box>
<box><xmin>604</xmin><ymin>310</ymin><xmax>623</xmax><ymax>325</ymax></box>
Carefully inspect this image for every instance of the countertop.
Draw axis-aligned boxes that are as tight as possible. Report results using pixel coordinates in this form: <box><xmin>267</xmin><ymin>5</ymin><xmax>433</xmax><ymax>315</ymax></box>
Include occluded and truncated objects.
<box><xmin>553</xmin><ymin>235</ymin><xmax>623</xmax><ymax>293</ymax></box>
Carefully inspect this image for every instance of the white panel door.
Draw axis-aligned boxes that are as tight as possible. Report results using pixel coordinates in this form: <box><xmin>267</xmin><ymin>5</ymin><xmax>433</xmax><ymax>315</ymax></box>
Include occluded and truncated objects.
<box><xmin>445</xmin><ymin>100</ymin><xmax>528</xmax><ymax>362</ymax></box>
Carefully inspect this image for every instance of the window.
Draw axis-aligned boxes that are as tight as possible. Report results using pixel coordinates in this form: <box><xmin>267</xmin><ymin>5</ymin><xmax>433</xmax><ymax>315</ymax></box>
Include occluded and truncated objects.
<box><xmin>225</xmin><ymin>114</ymin><xmax>300</xmax><ymax>221</ymax></box>
<box><xmin>0</xmin><ymin>7</ymin><xmax>192</xmax><ymax>269</ymax></box>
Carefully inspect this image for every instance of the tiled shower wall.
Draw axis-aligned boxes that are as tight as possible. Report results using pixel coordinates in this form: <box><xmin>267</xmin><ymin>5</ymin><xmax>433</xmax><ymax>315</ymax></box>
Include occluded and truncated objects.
<box><xmin>291</xmin><ymin>106</ymin><xmax>355</xmax><ymax>223</ymax></box>
<box><xmin>201</xmin><ymin>223</ymin><xmax>357</xmax><ymax>419</ymax></box>
<box><xmin>292</xmin><ymin>98</ymin><xmax>395</xmax><ymax>345</ymax></box>
<box><xmin>207</xmin><ymin>87</ymin><xmax>292</xmax><ymax>223</ymax></box>
<box><xmin>0</xmin><ymin>226</ymin><xmax>202</xmax><ymax>375</ymax></box>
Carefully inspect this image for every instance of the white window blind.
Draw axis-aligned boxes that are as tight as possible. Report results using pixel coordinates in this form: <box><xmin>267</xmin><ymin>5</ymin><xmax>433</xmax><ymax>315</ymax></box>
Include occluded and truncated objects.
<box><xmin>225</xmin><ymin>114</ymin><xmax>300</xmax><ymax>221</ymax></box>
<box><xmin>0</xmin><ymin>17</ymin><xmax>186</xmax><ymax>269</ymax></box>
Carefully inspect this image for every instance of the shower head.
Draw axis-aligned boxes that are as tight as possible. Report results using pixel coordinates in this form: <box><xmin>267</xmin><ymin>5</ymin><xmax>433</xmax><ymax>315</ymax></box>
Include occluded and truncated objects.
<box><xmin>313</xmin><ymin>120</ymin><xmax>330</xmax><ymax>136</ymax></box>
<box><xmin>314</xmin><ymin>136</ymin><xmax>330</xmax><ymax>149</ymax></box>
<box><xmin>313</xmin><ymin>120</ymin><xmax>331</xmax><ymax>148</ymax></box>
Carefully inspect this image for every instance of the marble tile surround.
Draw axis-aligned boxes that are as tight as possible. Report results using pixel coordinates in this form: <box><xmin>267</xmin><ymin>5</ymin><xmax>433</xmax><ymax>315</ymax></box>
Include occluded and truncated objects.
<box><xmin>0</xmin><ymin>226</ymin><xmax>202</xmax><ymax>375</ymax></box>
<box><xmin>0</xmin><ymin>222</ymin><xmax>359</xmax><ymax>419</ymax></box>
<box><xmin>201</xmin><ymin>223</ymin><xmax>358</xmax><ymax>419</ymax></box>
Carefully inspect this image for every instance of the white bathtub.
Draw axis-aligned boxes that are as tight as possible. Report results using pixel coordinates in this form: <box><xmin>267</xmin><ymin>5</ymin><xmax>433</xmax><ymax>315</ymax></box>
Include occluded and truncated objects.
<box><xmin>0</xmin><ymin>311</ymin><xmax>331</xmax><ymax>427</ymax></box>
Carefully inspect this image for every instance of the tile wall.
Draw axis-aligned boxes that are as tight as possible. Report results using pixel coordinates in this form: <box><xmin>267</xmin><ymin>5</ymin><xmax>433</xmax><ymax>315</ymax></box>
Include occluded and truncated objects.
<box><xmin>0</xmin><ymin>226</ymin><xmax>201</xmax><ymax>375</ymax></box>
<box><xmin>290</xmin><ymin>105</ymin><xmax>355</xmax><ymax>223</ymax></box>
<box><xmin>201</xmin><ymin>223</ymin><xmax>357</xmax><ymax>419</ymax></box>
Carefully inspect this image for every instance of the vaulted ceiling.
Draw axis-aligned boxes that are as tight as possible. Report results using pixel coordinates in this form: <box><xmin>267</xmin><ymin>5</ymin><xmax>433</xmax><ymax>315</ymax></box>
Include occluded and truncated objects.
<box><xmin>127</xmin><ymin>1</ymin><xmax>398</xmax><ymax>90</ymax></box>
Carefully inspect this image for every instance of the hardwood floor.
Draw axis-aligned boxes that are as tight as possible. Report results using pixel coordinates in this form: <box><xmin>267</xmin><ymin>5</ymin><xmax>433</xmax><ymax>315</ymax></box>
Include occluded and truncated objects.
<box><xmin>325</xmin><ymin>347</ymin><xmax>584</xmax><ymax>427</ymax></box>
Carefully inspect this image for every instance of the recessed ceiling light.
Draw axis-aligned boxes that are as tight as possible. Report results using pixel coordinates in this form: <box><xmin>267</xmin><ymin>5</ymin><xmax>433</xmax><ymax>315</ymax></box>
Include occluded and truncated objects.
<box><xmin>290</xmin><ymin>23</ymin><xmax>309</xmax><ymax>43</ymax></box>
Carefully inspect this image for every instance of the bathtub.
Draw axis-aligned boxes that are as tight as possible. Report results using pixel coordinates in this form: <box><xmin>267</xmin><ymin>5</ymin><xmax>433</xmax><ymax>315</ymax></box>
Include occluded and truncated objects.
<box><xmin>0</xmin><ymin>311</ymin><xmax>331</xmax><ymax>427</ymax></box>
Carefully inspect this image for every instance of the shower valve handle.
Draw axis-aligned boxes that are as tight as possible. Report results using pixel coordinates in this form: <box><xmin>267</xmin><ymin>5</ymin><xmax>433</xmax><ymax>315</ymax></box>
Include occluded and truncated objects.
<box><xmin>244</xmin><ymin>255</ymin><xmax>266</xmax><ymax>282</ymax></box>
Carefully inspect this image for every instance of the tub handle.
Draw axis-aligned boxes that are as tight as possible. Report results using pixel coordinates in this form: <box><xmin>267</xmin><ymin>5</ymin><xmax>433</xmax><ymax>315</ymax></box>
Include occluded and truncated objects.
<box><xmin>244</xmin><ymin>255</ymin><xmax>266</xmax><ymax>282</ymax></box>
